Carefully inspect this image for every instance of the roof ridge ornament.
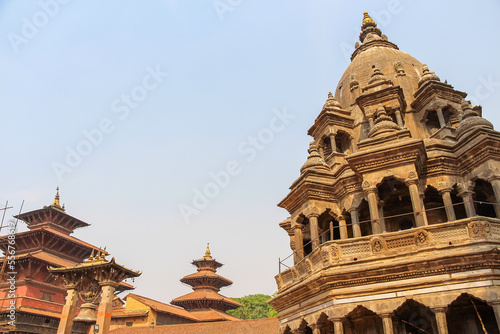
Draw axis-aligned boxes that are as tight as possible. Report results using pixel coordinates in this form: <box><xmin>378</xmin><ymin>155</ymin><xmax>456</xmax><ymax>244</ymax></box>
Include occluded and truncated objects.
<box><xmin>418</xmin><ymin>64</ymin><xmax>441</xmax><ymax>87</ymax></box>
<box><xmin>300</xmin><ymin>141</ymin><xmax>329</xmax><ymax>173</ymax></box>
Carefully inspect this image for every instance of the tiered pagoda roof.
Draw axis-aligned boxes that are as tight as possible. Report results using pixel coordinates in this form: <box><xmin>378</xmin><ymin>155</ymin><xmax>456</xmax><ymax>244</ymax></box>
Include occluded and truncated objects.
<box><xmin>171</xmin><ymin>245</ymin><xmax>242</xmax><ymax>321</ymax></box>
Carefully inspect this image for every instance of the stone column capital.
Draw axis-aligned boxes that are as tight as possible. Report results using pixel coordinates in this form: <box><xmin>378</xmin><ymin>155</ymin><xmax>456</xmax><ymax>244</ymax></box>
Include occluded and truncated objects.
<box><xmin>99</xmin><ymin>281</ymin><xmax>120</xmax><ymax>288</ymax></box>
<box><xmin>404</xmin><ymin>177</ymin><xmax>419</xmax><ymax>187</ymax></box>
<box><xmin>431</xmin><ymin>306</ymin><xmax>448</xmax><ymax>313</ymax></box>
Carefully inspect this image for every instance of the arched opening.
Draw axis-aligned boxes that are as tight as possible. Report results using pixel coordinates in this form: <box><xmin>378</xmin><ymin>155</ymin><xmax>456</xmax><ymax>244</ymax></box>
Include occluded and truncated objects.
<box><xmin>335</xmin><ymin>131</ymin><xmax>352</xmax><ymax>154</ymax></box>
<box><xmin>358</xmin><ymin>199</ymin><xmax>372</xmax><ymax>237</ymax></box>
<box><xmin>377</xmin><ymin>177</ymin><xmax>414</xmax><ymax>232</ymax></box>
<box><xmin>298</xmin><ymin>319</ymin><xmax>313</xmax><ymax>334</ymax></box>
<box><xmin>473</xmin><ymin>179</ymin><xmax>498</xmax><ymax>218</ymax></box>
<box><xmin>342</xmin><ymin>209</ymin><xmax>354</xmax><ymax>239</ymax></box>
<box><xmin>424</xmin><ymin>186</ymin><xmax>447</xmax><ymax>225</ymax></box>
<box><xmin>344</xmin><ymin>306</ymin><xmax>384</xmax><ymax>334</ymax></box>
<box><xmin>398</xmin><ymin>219</ymin><xmax>414</xmax><ymax>231</ymax></box>
<box><xmin>442</xmin><ymin>107</ymin><xmax>459</xmax><ymax>128</ymax></box>
<box><xmin>317</xmin><ymin>312</ymin><xmax>334</xmax><ymax>334</ymax></box>
<box><xmin>394</xmin><ymin>299</ymin><xmax>438</xmax><ymax>334</ymax></box>
<box><xmin>446</xmin><ymin>293</ymin><xmax>500</xmax><ymax>334</ymax></box>
<box><xmin>451</xmin><ymin>185</ymin><xmax>467</xmax><ymax>220</ymax></box>
<box><xmin>318</xmin><ymin>211</ymin><xmax>338</xmax><ymax>243</ymax></box>
<box><xmin>323</xmin><ymin>137</ymin><xmax>333</xmax><ymax>157</ymax></box>
<box><xmin>282</xmin><ymin>325</ymin><xmax>292</xmax><ymax>334</ymax></box>
<box><xmin>425</xmin><ymin>111</ymin><xmax>441</xmax><ymax>136</ymax></box>
<box><xmin>298</xmin><ymin>215</ymin><xmax>312</xmax><ymax>257</ymax></box>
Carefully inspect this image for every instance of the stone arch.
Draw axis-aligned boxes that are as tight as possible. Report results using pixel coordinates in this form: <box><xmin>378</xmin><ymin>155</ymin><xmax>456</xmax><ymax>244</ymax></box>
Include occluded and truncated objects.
<box><xmin>446</xmin><ymin>293</ymin><xmax>500</xmax><ymax>334</ymax></box>
<box><xmin>394</xmin><ymin>299</ymin><xmax>438</xmax><ymax>334</ymax></box>
<box><xmin>473</xmin><ymin>178</ymin><xmax>498</xmax><ymax>218</ymax></box>
<box><xmin>335</xmin><ymin>130</ymin><xmax>352</xmax><ymax>154</ymax></box>
<box><xmin>358</xmin><ymin>199</ymin><xmax>372</xmax><ymax>236</ymax></box>
<box><xmin>297</xmin><ymin>319</ymin><xmax>314</xmax><ymax>334</ymax></box>
<box><xmin>318</xmin><ymin>210</ymin><xmax>338</xmax><ymax>243</ymax></box>
<box><xmin>344</xmin><ymin>305</ymin><xmax>384</xmax><ymax>334</ymax></box>
<box><xmin>423</xmin><ymin>185</ymin><xmax>447</xmax><ymax>225</ymax></box>
<box><xmin>281</xmin><ymin>325</ymin><xmax>292</xmax><ymax>334</ymax></box>
<box><xmin>377</xmin><ymin>176</ymin><xmax>414</xmax><ymax>232</ymax></box>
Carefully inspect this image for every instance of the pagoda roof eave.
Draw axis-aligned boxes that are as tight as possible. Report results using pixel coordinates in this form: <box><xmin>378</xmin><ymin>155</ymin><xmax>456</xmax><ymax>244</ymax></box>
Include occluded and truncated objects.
<box><xmin>15</xmin><ymin>207</ymin><xmax>90</xmax><ymax>230</ymax></box>
<box><xmin>48</xmin><ymin>257</ymin><xmax>141</xmax><ymax>278</ymax></box>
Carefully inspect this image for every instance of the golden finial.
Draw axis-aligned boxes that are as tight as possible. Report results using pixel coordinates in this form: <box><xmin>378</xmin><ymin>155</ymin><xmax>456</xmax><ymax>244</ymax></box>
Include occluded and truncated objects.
<box><xmin>203</xmin><ymin>243</ymin><xmax>213</xmax><ymax>260</ymax></box>
<box><xmin>88</xmin><ymin>249</ymin><xmax>95</xmax><ymax>261</ymax></box>
<box><xmin>362</xmin><ymin>11</ymin><xmax>376</xmax><ymax>29</ymax></box>
<box><xmin>51</xmin><ymin>187</ymin><xmax>61</xmax><ymax>208</ymax></box>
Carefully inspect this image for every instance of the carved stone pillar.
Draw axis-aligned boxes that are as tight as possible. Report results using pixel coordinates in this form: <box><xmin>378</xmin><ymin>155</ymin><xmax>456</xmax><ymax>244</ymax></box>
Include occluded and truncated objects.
<box><xmin>436</xmin><ymin>107</ymin><xmax>446</xmax><ymax>128</ymax></box>
<box><xmin>439</xmin><ymin>188</ymin><xmax>457</xmax><ymax>222</ymax></box>
<box><xmin>349</xmin><ymin>208</ymin><xmax>362</xmax><ymax>238</ymax></box>
<box><xmin>309</xmin><ymin>324</ymin><xmax>322</xmax><ymax>334</ymax></box>
<box><xmin>95</xmin><ymin>282</ymin><xmax>118</xmax><ymax>334</ymax></box>
<box><xmin>487</xmin><ymin>176</ymin><xmax>500</xmax><ymax>218</ymax></box>
<box><xmin>339</xmin><ymin>215</ymin><xmax>348</xmax><ymax>239</ymax></box>
<box><xmin>380</xmin><ymin>314</ymin><xmax>394</xmax><ymax>334</ymax></box>
<box><xmin>308</xmin><ymin>213</ymin><xmax>320</xmax><ymax>250</ymax></box>
<box><xmin>329</xmin><ymin>133</ymin><xmax>337</xmax><ymax>153</ymax></box>
<box><xmin>332</xmin><ymin>318</ymin><xmax>344</xmax><ymax>334</ymax></box>
<box><xmin>432</xmin><ymin>308</ymin><xmax>449</xmax><ymax>334</ymax></box>
<box><xmin>490</xmin><ymin>302</ymin><xmax>500</xmax><ymax>329</ymax></box>
<box><xmin>394</xmin><ymin>109</ymin><xmax>404</xmax><ymax>127</ymax></box>
<box><xmin>293</xmin><ymin>224</ymin><xmax>304</xmax><ymax>264</ymax></box>
<box><xmin>378</xmin><ymin>202</ymin><xmax>386</xmax><ymax>232</ymax></box>
<box><xmin>57</xmin><ymin>284</ymin><xmax>79</xmax><ymax>334</ymax></box>
<box><xmin>368</xmin><ymin>116</ymin><xmax>375</xmax><ymax>130</ymax></box>
<box><xmin>405</xmin><ymin>177</ymin><xmax>427</xmax><ymax>227</ymax></box>
<box><xmin>363</xmin><ymin>182</ymin><xmax>382</xmax><ymax>235</ymax></box>
<box><xmin>458</xmin><ymin>190</ymin><xmax>476</xmax><ymax>217</ymax></box>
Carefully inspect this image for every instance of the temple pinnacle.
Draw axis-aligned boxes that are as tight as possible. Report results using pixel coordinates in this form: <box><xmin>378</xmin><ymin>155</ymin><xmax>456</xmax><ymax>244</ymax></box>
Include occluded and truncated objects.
<box><xmin>203</xmin><ymin>243</ymin><xmax>213</xmax><ymax>260</ymax></box>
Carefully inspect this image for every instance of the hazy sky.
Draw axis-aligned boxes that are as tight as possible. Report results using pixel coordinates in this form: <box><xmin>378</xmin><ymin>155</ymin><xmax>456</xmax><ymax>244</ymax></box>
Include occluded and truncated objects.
<box><xmin>2</xmin><ymin>1</ymin><xmax>500</xmax><ymax>304</ymax></box>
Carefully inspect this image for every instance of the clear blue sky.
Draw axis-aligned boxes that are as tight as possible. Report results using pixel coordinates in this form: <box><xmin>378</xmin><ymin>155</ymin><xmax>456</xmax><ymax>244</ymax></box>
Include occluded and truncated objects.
<box><xmin>1</xmin><ymin>1</ymin><xmax>500</xmax><ymax>304</ymax></box>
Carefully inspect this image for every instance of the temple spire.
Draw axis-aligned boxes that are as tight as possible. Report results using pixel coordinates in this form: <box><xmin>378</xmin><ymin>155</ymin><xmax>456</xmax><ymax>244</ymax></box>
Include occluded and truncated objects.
<box><xmin>50</xmin><ymin>187</ymin><xmax>65</xmax><ymax>211</ymax></box>
<box><xmin>359</xmin><ymin>11</ymin><xmax>382</xmax><ymax>43</ymax></box>
<box><xmin>203</xmin><ymin>243</ymin><xmax>213</xmax><ymax>260</ymax></box>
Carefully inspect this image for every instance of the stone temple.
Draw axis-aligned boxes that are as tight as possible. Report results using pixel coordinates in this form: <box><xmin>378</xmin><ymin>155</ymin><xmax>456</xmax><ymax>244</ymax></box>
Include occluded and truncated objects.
<box><xmin>269</xmin><ymin>12</ymin><xmax>500</xmax><ymax>334</ymax></box>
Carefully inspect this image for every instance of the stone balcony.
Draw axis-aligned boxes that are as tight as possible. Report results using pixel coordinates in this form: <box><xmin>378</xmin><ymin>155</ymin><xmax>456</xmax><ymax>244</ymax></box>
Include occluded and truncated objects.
<box><xmin>276</xmin><ymin>216</ymin><xmax>500</xmax><ymax>291</ymax></box>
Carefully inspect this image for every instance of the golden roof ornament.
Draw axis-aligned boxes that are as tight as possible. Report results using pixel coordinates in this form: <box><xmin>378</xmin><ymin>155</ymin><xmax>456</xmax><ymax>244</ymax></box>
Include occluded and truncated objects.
<box><xmin>203</xmin><ymin>243</ymin><xmax>213</xmax><ymax>260</ymax></box>
<box><xmin>48</xmin><ymin>187</ymin><xmax>65</xmax><ymax>211</ymax></box>
<box><xmin>359</xmin><ymin>11</ymin><xmax>382</xmax><ymax>43</ymax></box>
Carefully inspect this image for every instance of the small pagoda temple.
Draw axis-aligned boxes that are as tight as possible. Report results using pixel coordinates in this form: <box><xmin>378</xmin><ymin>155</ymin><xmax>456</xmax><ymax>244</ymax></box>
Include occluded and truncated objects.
<box><xmin>171</xmin><ymin>244</ymin><xmax>242</xmax><ymax>322</ymax></box>
<box><xmin>0</xmin><ymin>188</ymin><xmax>105</xmax><ymax>334</ymax></box>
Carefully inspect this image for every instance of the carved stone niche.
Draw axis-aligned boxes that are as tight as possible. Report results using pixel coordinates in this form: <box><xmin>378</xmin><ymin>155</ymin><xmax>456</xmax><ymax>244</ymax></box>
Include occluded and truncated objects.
<box><xmin>370</xmin><ymin>237</ymin><xmax>386</xmax><ymax>254</ymax></box>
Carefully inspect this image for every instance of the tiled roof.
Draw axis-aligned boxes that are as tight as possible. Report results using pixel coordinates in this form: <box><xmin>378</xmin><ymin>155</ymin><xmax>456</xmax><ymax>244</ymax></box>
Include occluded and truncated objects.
<box><xmin>181</xmin><ymin>270</ymin><xmax>233</xmax><ymax>284</ymax></box>
<box><xmin>109</xmin><ymin>317</ymin><xmax>279</xmax><ymax>334</ymax></box>
<box><xmin>189</xmin><ymin>309</ymin><xmax>240</xmax><ymax>322</ymax></box>
<box><xmin>171</xmin><ymin>290</ymin><xmax>241</xmax><ymax>308</ymax></box>
<box><xmin>13</xmin><ymin>250</ymin><xmax>77</xmax><ymax>267</ymax></box>
<box><xmin>124</xmin><ymin>294</ymin><xmax>199</xmax><ymax>322</ymax></box>
<box><xmin>112</xmin><ymin>309</ymin><xmax>149</xmax><ymax>318</ymax></box>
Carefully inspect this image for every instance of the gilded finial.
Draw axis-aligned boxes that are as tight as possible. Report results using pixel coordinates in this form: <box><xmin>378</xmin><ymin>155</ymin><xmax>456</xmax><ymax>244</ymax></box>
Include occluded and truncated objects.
<box><xmin>52</xmin><ymin>187</ymin><xmax>60</xmax><ymax>207</ymax></box>
<box><xmin>88</xmin><ymin>249</ymin><xmax>95</xmax><ymax>261</ymax></box>
<box><xmin>359</xmin><ymin>11</ymin><xmax>382</xmax><ymax>43</ymax></box>
<box><xmin>203</xmin><ymin>243</ymin><xmax>213</xmax><ymax>260</ymax></box>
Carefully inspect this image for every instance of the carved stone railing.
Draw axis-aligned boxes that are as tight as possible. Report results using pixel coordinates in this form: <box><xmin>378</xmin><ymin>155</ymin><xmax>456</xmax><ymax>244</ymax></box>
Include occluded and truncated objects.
<box><xmin>275</xmin><ymin>217</ymin><xmax>500</xmax><ymax>291</ymax></box>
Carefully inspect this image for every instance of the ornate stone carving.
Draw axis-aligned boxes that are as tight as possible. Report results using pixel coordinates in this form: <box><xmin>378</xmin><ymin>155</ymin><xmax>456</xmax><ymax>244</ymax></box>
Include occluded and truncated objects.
<box><xmin>331</xmin><ymin>244</ymin><xmax>341</xmax><ymax>259</ymax></box>
<box><xmin>468</xmin><ymin>221</ymin><xmax>491</xmax><ymax>237</ymax></box>
<box><xmin>371</xmin><ymin>237</ymin><xmax>385</xmax><ymax>253</ymax></box>
<box><xmin>415</xmin><ymin>230</ymin><xmax>428</xmax><ymax>245</ymax></box>
<box><xmin>362</xmin><ymin>180</ymin><xmax>371</xmax><ymax>189</ymax></box>
<box><xmin>394</xmin><ymin>61</ymin><xmax>406</xmax><ymax>76</ymax></box>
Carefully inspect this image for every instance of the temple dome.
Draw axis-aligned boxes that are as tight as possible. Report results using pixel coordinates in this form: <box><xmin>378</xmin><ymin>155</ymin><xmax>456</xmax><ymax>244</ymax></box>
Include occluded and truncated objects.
<box><xmin>334</xmin><ymin>13</ymin><xmax>424</xmax><ymax>110</ymax></box>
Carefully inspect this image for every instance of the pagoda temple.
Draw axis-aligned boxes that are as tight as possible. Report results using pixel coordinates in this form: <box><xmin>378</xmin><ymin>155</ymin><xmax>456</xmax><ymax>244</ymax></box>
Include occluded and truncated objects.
<box><xmin>171</xmin><ymin>244</ymin><xmax>242</xmax><ymax>322</ymax></box>
<box><xmin>0</xmin><ymin>188</ymin><xmax>133</xmax><ymax>334</ymax></box>
<box><xmin>270</xmin><ymin>12</ymin><xmax>500</xmax><ymax>334</ymax></box>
